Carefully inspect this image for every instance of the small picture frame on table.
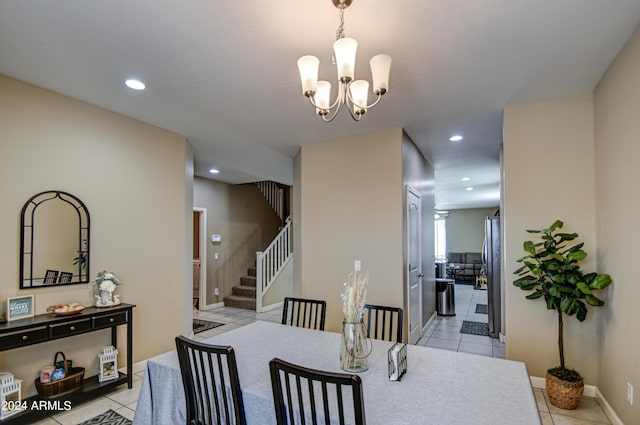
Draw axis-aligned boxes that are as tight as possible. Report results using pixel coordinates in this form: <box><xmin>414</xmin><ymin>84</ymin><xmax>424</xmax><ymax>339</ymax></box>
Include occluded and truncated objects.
<box><xmin>7</xmin><ymin>295</ymin><xmax>34</xmax><ymax>322</ymax></box>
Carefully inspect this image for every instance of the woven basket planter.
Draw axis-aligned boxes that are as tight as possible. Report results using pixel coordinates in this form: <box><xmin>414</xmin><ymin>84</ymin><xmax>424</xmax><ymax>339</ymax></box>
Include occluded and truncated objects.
<box><xmin>546</xmin><ymin>371</ymin><xmax>584</xmax><ymax>410</ymax></box>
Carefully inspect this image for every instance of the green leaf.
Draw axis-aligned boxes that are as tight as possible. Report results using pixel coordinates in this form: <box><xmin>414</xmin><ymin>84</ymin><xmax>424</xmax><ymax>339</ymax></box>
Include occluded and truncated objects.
<box><xmin>526</xmin><ymin>291</ymin><xmax>545</xmax><ymax>300</ymax></box>
<box><xmin>523</xmin><ymin>241</ymin><xmax>535</xmax><ymax>255</ymax></box>
<box><xmin>567</xmin><ymin>250</ymin><xmax>588</xmax><ymax>262</ymax></box>
<box><xmin>557</xmin><ymin>232</ymin><xmax>578</xmax><ymax>241</ymax></box>
<box><xmin>546</xmin><ymin>296</ymin><xmax>558</xmax><ymax>310</ymax></box>
<box><xmin>553</xmin><ymin>274</ymin><xmax>566</xmax><ymax>284</ymax></box>
<box><xmin>585</xmin><ymin>294</ymin><xmax>605</xmax><ymax>307</ymax></box>
<box><xmin>526</xmin><ymin>229</ymin><xmax>541</xmax><ymax>234</ymax></box>
<box><xmin>561</xmin><ymin>298</ymin><xmax>579</xmax><ymax>316</ymax></box>
<box><xmin>576</xmin><ymin>301</ymin><xmax>587</xmax><ymax>321</ymax></box>
<box><xmin>576</xmin><ymin>282</ymin><xmax>592</xmax><ymax>294</ymax></box>
<box><xmin>550</xmin><ymin>220</ymin><xmax>564</xmax><ymax>231</ymax></box>
<box><xmin>548</xmin><ymin>253</ymin><xmax>566</xmax><ymax>262</ymax></box>
<box><xmin>589</xmin><ymin>274</ymin><xmax>612</xmax><ymax>290</ymax></box>
<box><xmin>563</xmin><ymin>243</ymin><xmax>584</xmax><ymax>254</ymax></box>
<box><xmin>549</xmin><ymin>285</ymin><xmax>562</xmax><ymax>298</ymax></box>
<box><xmin>516</xmin><ymin>255</ymin><xmax>530</xmax><ymax>263</ymax></box>
<box><xmin>513</xmin><ymin>265</ymin><xmax>527</xmax><ymax>275</ymax></box>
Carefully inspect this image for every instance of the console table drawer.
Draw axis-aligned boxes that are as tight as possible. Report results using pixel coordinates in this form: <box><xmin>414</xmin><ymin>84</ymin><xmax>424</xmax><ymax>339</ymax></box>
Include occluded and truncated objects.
<box><xmin>49</xmin><ymin>318</ymin><xmax>92</xmax><ymax>338</ymax></box>
<box><xmin>0</xmin><ymin>326</ymin><xmax>48</xmax><ymax>349</ymax></box>
<box><xmin>93</xmin><ymin>311</ymin><xmax>127</xmax><ymax>329</ymax></box>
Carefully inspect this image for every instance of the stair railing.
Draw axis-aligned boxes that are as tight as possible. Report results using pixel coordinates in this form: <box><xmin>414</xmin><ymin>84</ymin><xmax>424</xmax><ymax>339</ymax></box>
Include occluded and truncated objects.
<box><xmin>256</xmin><ymin>181</ymin><xmax>284</xmax><ymax>222</ymax></box>
<box><xmin>255</xmin><ymin>217</ymin><xmax>292</xmax><ymax>312</ymax></box>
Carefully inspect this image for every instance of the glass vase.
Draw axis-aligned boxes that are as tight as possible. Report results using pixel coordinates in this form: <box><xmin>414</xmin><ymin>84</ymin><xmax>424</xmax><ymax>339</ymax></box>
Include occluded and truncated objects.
<box><xmin>340</xmin><ymin>319</ymin><xmax>371</xmax><ymax>372</ymax></box>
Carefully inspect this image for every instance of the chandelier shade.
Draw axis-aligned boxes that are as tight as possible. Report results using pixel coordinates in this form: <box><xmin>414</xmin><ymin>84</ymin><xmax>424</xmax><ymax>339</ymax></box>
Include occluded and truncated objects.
<box><xmin>297</xmin><ymin>55</ymin><xmax>320</xmax><ymax>96</ymax></box>
<box><xmin>297</xmin><ymin>0</ymin><xmax>391</xmax><ymax>122</ymax></box>
<box><xmin>370</xmin><ymin>54</ymin><xmax>392</xmax><ymax>94</ymax></box>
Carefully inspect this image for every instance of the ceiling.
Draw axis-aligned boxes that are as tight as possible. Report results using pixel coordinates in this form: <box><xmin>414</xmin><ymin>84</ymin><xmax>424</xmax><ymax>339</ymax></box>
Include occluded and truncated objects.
<box><xmin>1</xmin><ymin>1</ymin><xmax>639</xmax><ymax>210</ymax></box>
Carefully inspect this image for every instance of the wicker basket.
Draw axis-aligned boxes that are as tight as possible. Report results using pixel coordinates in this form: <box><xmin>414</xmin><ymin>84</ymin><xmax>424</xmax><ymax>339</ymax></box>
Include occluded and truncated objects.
<box><xmin>546</xmin><ymin>371</ymin><xmax>584</xmax><ymax>410</ymax></box>
<box><xmin>35</xmin><ymin>352</ymin><xmax>85</xmax><ymax>399</ymax></box>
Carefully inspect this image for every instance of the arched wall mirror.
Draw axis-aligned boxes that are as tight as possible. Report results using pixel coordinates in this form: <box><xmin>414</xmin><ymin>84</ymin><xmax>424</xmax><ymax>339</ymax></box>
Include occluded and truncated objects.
<box><xmin>20</xmin><ymin>191</ymin><xmax>90</xmax><ymax>288</ymax></box>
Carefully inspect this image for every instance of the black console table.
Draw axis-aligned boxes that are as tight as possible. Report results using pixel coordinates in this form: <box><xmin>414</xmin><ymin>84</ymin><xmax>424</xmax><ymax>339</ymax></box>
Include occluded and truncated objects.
<box><xmin>0</xmin><ymin>303</ymin><xmax>135</xmax><ymax>424</ymax></box>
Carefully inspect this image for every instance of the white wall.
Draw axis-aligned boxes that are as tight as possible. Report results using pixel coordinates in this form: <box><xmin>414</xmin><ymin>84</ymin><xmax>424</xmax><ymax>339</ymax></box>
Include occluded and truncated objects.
<box><xmin>503</xmin><ymin>93</ymin><xmax>599</xmax><ymax>383</ymax></box>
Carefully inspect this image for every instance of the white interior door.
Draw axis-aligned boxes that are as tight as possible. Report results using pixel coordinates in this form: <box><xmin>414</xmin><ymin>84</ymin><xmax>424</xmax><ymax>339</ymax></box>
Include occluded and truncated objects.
<box><xmin>193</xmin><ymin>207</ymin><xmax>207</xmax><ymax>310</ymax></box>
<box><xmin>406</xmin><ymin>186</ymin><xmax>423</xmax><ymax>344</ymax></box>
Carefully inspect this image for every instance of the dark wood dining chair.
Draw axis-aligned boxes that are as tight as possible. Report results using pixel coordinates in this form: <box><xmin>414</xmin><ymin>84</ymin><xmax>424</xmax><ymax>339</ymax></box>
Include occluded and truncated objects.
<box><xmin>269</xmin><ymin>357</ymin><xmax>366</xmax><ymax>425</ymax></box>
<box><xmin>363</xmin><ymin>304</ymin><xmax>403</xmax><ymax>343</ymax></box>
<box><xmin>44</xmin><ymin>269</ymin><xmax>59</xmax><ymax>284</ymax></box>
<box><xmin>58</xmin><ymin>272</ymin><xmax>74</xmax><ymax>283</ymax></box>
<box><xmin>282</xmin><ymin>297</ymin><xmax>327</xmax><ymax>331</ymax></box>
<box><xmin>175</xmin><ymin>336</ymin><xmax>247</xmax><ymax>425</ymax></box>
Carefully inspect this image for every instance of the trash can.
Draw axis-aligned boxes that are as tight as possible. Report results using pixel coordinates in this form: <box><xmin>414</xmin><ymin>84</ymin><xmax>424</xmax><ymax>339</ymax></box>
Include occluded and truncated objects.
<box><xmin>435</xmin><ymin>260</ymin><xmax>447</xmax><ymax>279</ymax></box>
<box><xmin>436</xmin><ymin>278</ymin><xmax>455</xmax><ymax>316</ymax></box>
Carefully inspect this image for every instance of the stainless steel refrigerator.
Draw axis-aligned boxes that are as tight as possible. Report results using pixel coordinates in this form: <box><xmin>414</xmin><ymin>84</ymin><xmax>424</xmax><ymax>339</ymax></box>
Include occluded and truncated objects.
<box><xmin>483</xmin><ymin>216</ymin><xmax>501</xmax><ymax>338</ymax></box>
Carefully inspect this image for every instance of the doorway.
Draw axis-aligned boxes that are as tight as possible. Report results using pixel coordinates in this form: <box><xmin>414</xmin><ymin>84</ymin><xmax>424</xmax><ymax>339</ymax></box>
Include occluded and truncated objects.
<box><xmin>193</xmin><ymin>208</ymin><xmax>207</xmax><ymax>310</ymax></box>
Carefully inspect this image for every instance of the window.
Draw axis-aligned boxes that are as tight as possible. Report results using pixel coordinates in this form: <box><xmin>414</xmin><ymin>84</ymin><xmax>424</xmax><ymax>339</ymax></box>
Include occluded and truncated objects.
<box><xmin>435</xmin><ymin>217</ymin><xmax>446</xmax><ymax>260</ymax></box>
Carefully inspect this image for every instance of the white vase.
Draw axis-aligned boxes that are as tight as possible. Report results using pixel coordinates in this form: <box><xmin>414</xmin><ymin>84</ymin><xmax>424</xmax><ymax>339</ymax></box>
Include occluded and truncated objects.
<box><xmin>99</xmin><ymin>290</ymin><xmax>113</xmax><ymax>306</ymax></box>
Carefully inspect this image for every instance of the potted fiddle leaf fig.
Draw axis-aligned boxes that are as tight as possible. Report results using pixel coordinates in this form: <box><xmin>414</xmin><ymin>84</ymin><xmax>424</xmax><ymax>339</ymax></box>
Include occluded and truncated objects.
<box><xmin>513</xmin><ymin>220</ymin><xmax>612</xmax><ymax>410</ymax></box>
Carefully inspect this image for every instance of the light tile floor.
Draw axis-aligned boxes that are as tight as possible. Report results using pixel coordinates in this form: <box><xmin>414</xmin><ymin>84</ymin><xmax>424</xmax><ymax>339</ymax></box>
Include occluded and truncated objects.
<box><xmin>32</xmin><ymin>293</ymin><xmax>612</xmax><ymax>424</ymax></box>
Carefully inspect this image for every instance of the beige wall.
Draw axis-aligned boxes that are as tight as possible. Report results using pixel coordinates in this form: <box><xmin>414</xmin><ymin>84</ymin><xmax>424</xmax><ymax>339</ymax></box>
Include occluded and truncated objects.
<box><xmin>295</xmin><ymin>128</ymin><xmax>405</xmax><ymax>334</ymax></box>
<box><xmin>446</xmin><ymin>207</ymin><xmax>498</xmax><ymax>254</ymax></box>
<box><xmin>0</xmin><ymin>75</ymin><xmax>190</xmax><ymax>396</ymax></box>
<box><xmin>503</xmin><ymin>93</ymin><xmax>600</xmax><ymax>383</ymax></box>
<box><xmin>193</xmin><ymin>178</ymin><xmax>281</xmax><ymax>305</ymax></box>
<box><xmin>593</xmin><ymin>24</ymin><xmax>640</xmax><ymax>423</ymax></box>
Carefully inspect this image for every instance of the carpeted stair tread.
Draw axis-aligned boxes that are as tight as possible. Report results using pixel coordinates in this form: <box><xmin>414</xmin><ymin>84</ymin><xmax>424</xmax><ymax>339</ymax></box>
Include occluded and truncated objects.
<box><xmin>223</xmin><ymin>295</ymin><xmax>256</xmax><ymax>310</ymax></box>
<box><xmin>247</xmin><ymin>267</ymin><xmax>256</xmax><ymax>277</ymax></box>
<box><xmin>232</xmin><ymin>285</ymin><xmax>256</xmax><ymax>297</ymax></box>
<box><xmin>240</xmin><ymin>276</ymin><xmax>256</xmax><ymax>287</ymax></box>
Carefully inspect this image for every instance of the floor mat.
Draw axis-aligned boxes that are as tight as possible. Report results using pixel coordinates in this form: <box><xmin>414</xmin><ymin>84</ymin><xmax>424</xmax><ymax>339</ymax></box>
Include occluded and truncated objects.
<box><xmin>460</xmin><ymin>320</ymin><xmax>489</xmax><ymax>336</ymax></box>
<box><xmin>193</xmin><ymin>319</ymin><xmax>224</xmax><ymax>334</ymax></box>
<box><xmin>475</xmin><ymin>304</ymin><xmax>488</xmax><ymax>314</ymax></box>
<box><xmin>79</xmin><ymin>409</ymin><xmax>132</xmax><ymax>425</ymax></box>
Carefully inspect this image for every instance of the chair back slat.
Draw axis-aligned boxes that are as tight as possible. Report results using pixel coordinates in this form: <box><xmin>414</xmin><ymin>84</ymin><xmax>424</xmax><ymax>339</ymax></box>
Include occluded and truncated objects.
<box><xmin>282</xmin><ymin>297</ymin><xmax>327</xmax><ymax>331</ymax></box>
<box><xmin>364</xmin><ymin>304</ymin><xmax>404</xmax><ymax>343</ymax></box>
<box><xmin>175</xmin><ymin>335</ymin><xmax>247</xmax><ymax>425</ymax></box>
<box><xmin>270</xmin><ymin>358</ymin><xmax>366</xmax><ymax>425</ymax></box>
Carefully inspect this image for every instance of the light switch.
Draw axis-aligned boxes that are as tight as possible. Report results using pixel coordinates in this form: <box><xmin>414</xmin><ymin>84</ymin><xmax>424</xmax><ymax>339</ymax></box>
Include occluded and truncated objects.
<box><xmin>214</xmin><ymin>253</ymin><xmax>219</xmax><ymax>260</ymax></box>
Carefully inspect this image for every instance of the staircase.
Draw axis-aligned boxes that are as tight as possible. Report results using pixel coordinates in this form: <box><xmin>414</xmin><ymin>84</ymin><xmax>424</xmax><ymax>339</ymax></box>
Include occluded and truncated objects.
<box><xmin>223</xmin><ymin>266</ymin><xmax>257</xmax><ymax>310</ymax></box>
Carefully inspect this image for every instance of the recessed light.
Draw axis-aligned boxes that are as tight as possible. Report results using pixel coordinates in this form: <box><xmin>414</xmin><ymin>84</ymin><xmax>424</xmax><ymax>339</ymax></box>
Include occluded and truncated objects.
<box><xmin>209</xmin><ymin>168</ymin><xmax>220</xmax><ymax>174</ymax></box>
<box><xmin>461</xmin><ymin>177</ymin><xmax>470</xmax><ymax>182</ymax></box>
<box><xmin>449</xmin><ymin>135</ymin><xmax>463</xmax><ymax>142</ymax></box>
<box><xmin>125</xmin><ymin>79</ymin><xmax>146</xmax><ymax>90</ymax></box>
<box><xmin>465</xmin><ymin>187</ymin><xmax>474</xmax><ymax>191</ymax></box>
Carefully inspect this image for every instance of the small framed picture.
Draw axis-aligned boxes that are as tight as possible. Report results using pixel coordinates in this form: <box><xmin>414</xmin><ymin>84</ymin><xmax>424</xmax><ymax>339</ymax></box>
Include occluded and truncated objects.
<box><xmin>6</xmin><ymin>295</ymin><xmax>34</xmax><ymax>321</ymax></box>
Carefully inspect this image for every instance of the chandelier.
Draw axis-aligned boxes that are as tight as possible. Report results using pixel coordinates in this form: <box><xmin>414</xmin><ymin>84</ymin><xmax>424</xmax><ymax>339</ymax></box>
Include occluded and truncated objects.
<box><xmin>297</xmin><ymin>0</ymin><xmax>392</xmax><ymax>122</ymax></box>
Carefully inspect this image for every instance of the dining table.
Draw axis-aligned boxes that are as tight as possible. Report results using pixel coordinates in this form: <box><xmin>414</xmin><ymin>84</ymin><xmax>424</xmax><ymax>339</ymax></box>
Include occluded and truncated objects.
<box><xmin>133</xmin><ymin>321</ymin><xmax>541</xmax><ymax>425</ymax></box>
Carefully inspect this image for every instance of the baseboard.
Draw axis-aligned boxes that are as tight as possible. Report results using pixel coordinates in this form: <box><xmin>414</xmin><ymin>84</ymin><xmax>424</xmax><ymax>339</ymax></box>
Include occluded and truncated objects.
<box><xmin>530</xmin><ymin>376</ymin><xmax>622</xmax><ymax>425</ymax></box>
<box><xmin>261</xmin><ymin>301</ymin><xmax>284</xmax><ymax>313</ymax></box>
<box><xmin>202</xmin><ymin>301</ymin><xmax>224</xmax><ymax>311</ymax></box>
<box><xmin>595</xmin><ymin>387</ymin><xmax>624</xmax><ymax>425</ymax></box>
<box><xmin>422</xmin><ymin>311</ymin><xmax>437</xmax><ymax>335</ymax></box>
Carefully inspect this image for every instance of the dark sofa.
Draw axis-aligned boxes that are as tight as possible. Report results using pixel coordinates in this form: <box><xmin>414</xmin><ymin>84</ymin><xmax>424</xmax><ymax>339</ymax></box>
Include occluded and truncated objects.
<box><xmin>447</xmin><ymin>252</ymin><xmax>482</xmax><ymax>279</ymax></box>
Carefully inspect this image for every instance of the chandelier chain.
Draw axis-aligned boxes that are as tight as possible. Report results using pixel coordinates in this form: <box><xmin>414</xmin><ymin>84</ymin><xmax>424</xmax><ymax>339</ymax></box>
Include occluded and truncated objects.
<box><xmin>336</xmin><ymin>8</ymin><xmax>346</xmax><ymax>40</ymax></box>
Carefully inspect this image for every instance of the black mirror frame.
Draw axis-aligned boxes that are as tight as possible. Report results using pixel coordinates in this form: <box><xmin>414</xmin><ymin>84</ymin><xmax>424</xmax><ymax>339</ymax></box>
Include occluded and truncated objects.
<box><xmin>20</xmin><ymin>190</ymin><xmax>90</xmax><ymax>288</ymax></box>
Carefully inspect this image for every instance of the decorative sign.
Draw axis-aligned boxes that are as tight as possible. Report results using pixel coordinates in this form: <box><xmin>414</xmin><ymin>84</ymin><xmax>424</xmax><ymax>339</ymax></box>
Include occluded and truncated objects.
<box><xmin>6</xmin><ymin>295</ymin><xmax>34</xmax><ymax>321</ymax></box>
<box><xmin>388</xmin><ymin>343</ymin><xmax>407</xmax><ymax>381</ymax></box>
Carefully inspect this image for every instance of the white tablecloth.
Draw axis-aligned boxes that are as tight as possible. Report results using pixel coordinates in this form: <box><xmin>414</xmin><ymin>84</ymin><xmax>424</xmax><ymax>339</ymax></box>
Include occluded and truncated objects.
<box><xmin>134</xmin><ymin>321</ymin><xmax>540</xmax><ymax>425</ymax></box>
